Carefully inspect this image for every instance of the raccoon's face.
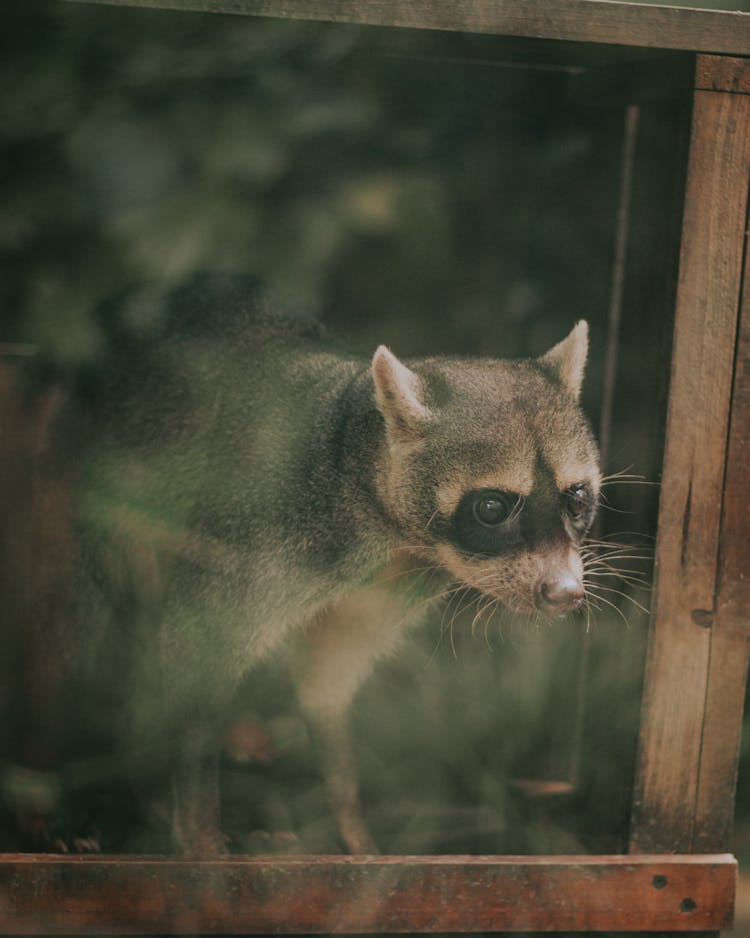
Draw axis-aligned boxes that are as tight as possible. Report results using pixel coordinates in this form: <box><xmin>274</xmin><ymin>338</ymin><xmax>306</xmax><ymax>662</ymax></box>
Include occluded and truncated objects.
<box><xmin>372</xmin><ymin>323</ymin><xmax>600</xmax><ymax>616</ymax></box>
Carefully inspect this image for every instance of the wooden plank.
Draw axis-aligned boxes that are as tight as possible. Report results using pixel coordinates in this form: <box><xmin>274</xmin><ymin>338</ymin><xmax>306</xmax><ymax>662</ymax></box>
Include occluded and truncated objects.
<box><xmin>630</xmin><ymin>57</ymin><xmax>750</xmax><ymax>854</ymax></box>
<box><xmin>695</xmin><ymin>54</ymin><xmax>750</xmax><ymax>94</ymax></box>
<box><xmin>692</xmin><ymin>630</ymin><xmax>750</xmax><ymax>851</ymax></box>
<box><xmin>692</xmin><ymin>183</ymin><xmax>750</xmax><ymax>852</ymax></box>
<box><xmin>716</xmin><ymin>226</ymin><xmax>750</xmax><ymax>641</ymax></box>
<box><xmin>0</xmin><ymin>854</ymin><xmax>736</xmax><ymax>934</ymax></box>
<box><xmin>65</xmin><ymin>0</ymin><xmax>750</xmax><ymax>57</ymax></box>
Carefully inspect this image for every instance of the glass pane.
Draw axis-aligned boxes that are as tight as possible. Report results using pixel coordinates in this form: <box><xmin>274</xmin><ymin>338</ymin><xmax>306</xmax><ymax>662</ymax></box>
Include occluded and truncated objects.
<box><xmin>1</xmin><ymin>4</ymin><xmax>680</xmax><ymax>857</ymax></box>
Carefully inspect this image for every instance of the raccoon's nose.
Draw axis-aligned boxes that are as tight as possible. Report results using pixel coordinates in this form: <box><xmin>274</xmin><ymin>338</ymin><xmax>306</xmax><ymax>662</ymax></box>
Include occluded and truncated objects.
<box><xmin>536</xmin><ymin>573</ymin><xmax>585</xmax><ymax>615</ymax></box>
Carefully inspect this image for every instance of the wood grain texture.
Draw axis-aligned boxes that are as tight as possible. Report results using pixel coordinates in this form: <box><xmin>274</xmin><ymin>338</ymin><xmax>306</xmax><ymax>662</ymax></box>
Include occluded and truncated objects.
<box><xmin>716</xmin><ymin>225</ymin><xmax>750</xmax><ymax>641</ymax></box>
<box><xmin>66</xmin><ymin>0</ymin><xmax>750</xmax><ymax>56</ymax></box>
<box><xmin>696</xmin><ymin>54</ymin><xmax>750</xmax><ymax>94</ymax></box>
<box><xmin>692</xmin><ymin>186</ymin><xmax>750</xmax><ymax>852</ymax></box>
<box><xmin>692</xmin><ymin>630</ymin><xmax>750</xmax><ymax>851</ymax></box>
<box><xmin>630</xmin><ymin>58</ymin><xmax>750</xmax><ymax>854</ymax></box>
<box><xmin>0</xmin><ymin>854</ymin><xmax>736</xmax><ymax>934</ymax></box>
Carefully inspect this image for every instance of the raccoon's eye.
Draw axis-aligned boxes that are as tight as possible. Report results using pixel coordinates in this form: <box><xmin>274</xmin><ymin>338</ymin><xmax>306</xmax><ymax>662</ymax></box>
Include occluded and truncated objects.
<box><xmin>563</xmin><ymin>484</ymin><xmax>593</xmax><ymax>521</ymax></box>
<box><xmin>452</xmin><ymin>489</ymin><xmax>524</xmax><ymax>557</ymax></box>
<box><xmin>472</xmin><ymin>491</ymin><xmax>518</xmax><ymax>527</ymax></box>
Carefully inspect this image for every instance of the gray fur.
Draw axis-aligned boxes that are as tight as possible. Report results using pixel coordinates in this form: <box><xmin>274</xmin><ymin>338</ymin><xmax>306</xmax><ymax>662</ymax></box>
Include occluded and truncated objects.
<box><xmin>67</xmin><ymin>312</ymin><xmax>599</xmax><ymax>853</ymax></box>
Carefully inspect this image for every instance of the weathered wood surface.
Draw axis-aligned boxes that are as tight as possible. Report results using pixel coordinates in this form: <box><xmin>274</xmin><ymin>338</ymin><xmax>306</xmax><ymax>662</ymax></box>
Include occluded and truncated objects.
<box><xmin>695</xmin><ymin>54</ymin><xmax>750</xmax><ymax>94</ymax></box>
<box><xmin>692</xmin><ymin>171</ymin><xmax>750</xmax><ymax>852</ymax></box>
<box><xmin>717</xmin><ymin>180</ymin><xmax>750</xmax><ymax>643</ymax></box>
<box><xmin>630</xmin><ymin>55</ymin><xmax>750</xmax><ymax>855</ymax></box>
<box><xmin>0</xmin><ymin>854</ymin><xmax>736</xmax><ymax>934</ymax></box>
<box><xmin>65</xmin><ymin>0</ymin><xmax>750</xmax><ymax>56</ymax></box>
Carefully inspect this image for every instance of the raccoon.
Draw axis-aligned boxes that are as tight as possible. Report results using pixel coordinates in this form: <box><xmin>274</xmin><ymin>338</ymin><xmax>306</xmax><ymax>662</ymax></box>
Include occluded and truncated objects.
<box><xmin>3</xmin><ymin>306</ymin><xmax>599</xmax><ymax>855</ymax></box>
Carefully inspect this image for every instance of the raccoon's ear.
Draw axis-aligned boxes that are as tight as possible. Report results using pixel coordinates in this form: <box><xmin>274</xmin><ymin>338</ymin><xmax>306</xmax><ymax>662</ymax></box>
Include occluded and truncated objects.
<box><xmin>372</xmin><ymin>346</ymin><xmax>433</xmax><ymax>440</ymax></box>
<box><xmin>539</xmin><ymin>320</ymin><xmax>588</xmax><ymax>401</ymax></box>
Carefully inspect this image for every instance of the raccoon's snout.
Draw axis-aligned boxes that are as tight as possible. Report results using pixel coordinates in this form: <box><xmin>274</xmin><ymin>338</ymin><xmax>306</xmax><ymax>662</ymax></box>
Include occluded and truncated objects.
<box><xmin>535</xmin><ymin>571</ymin><xmax>585</xmax><ymax>616</ymax></box>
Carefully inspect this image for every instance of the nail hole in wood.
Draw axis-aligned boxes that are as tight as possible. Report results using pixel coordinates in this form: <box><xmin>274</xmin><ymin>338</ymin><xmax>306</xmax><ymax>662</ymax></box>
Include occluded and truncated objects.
<box><xmin>691</xmin><ymin>608</ymin><xmax>713</xmax><ymax>628</ymax></box>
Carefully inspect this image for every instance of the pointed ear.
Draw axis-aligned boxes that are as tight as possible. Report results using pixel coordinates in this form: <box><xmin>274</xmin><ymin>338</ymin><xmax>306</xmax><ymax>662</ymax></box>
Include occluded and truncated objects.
<box><xmin>539</xmin><ymin>320</ymin><xmax>588</xmax><ymax>401</ymax></box>
<box><xmin>372</xmin><ymin>345</ymin><xmax>432</xmax><ymax>440</ymax></box>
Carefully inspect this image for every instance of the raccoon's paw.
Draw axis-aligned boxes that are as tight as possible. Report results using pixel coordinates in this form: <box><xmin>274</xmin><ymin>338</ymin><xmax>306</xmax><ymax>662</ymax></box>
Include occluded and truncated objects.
<box><xmin>13</xmin><ymin>812</ymin><xmax>101</xmax><ymax>854</ymax></box>
<box><xmin>49</xmin><ymin>833</ymin><xmax>101</xmax><ymax>854</ymax></box>
<box><xmin>339</xmin><ymin>815</ymin><xmax>380</xmax><ymax>855</ymax></box>
<box><xmin>71</xmin><ymin>833</ymin><xmax>101</xmax><ymax>854</ymax></box>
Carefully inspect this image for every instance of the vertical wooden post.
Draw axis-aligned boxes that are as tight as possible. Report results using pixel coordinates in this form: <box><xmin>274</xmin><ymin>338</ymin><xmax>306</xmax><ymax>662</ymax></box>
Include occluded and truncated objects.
<box><xmin>694</xmin><ymin>185</ymin><xmax>750</xmax><ymax>855</ymax></box>
<box><xmin>630</xmin><ymin>55</ymin><xmax>750</xmax><ymax>857</ymax></box>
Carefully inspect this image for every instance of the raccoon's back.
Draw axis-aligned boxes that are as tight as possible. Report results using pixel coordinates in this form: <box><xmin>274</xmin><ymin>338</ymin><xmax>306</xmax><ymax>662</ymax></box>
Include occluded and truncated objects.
<box><xmin>80</xmin><ymin>307</ymin><xmax>368</xmax><ymax>595</ymax></box>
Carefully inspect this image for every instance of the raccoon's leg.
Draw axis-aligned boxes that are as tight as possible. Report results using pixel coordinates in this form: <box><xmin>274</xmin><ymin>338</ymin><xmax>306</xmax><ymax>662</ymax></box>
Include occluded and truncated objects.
<box><xmin>157</xmin><ymin>655</ymin><xmax>232</xmax><ymax>857</ymax></box>
<box><xmin>313</xmin><ymin>710</ymin><xmax>378</xmax><ymax>855</ymax></box>
<box><xmin>294</xmin><ymin>636</ymin><xmax>380</xmax><ymax>854</ymax></box>
<box><xmin>293</xmin><ymin>581</ymin><xmax>434</xmax><ymax>854</ymax></box>
<box><xmin>171</xmin><ymin>721</ymin><xmax>226</xmax><ymax>856</ymax></box>
<box><xmin>152</xmin><ymin>553</ymin><xmax>248</xmax><ymax>857</ymax></box>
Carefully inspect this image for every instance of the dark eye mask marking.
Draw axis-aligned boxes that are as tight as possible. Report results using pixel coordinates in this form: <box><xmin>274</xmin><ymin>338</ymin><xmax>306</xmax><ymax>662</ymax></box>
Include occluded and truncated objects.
<box><xmin>451</xmin><ymin>489</ymin><xmax>524</xmax><ymax>557</ymax></box>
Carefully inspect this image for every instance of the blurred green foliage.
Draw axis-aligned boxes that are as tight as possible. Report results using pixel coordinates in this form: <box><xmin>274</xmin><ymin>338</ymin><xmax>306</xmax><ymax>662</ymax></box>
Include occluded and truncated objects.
<box><xmin>1</xmin><ymin>1</ymin><xmax>629</xmax><ymax>368</ymax></box>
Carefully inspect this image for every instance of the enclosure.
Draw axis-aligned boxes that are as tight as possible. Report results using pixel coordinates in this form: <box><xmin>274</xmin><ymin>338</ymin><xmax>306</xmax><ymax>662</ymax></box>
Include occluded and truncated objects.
<box><xmin>0</xmin><ymin>0</ymin><xmax>749</xmax><ymax>933</ymax></box>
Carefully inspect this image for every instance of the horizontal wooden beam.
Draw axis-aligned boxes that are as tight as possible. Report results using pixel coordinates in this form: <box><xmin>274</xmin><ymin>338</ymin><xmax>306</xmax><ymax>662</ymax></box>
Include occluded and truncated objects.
<box><xmin>66</xmin><ymin>0</ymin><xmax>750</xmax><ymax>57</ymax></box>
<box><xmin>0</xmin><ymin>853</ymin><xmax>736</xmax><ymax>933</ymax></box>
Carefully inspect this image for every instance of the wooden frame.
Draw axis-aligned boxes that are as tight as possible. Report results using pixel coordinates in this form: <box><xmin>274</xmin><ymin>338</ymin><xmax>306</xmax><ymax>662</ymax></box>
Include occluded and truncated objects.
<box><xmin>630</xmin><ymin>55</ymin><xmax>750</xmax><ymax>857</ymax></box>
<box><xmin>0</xmin><ymin>854</ymin><xmax>737</xmax><ymax>933</ymax></box>
<box><xmin>69</xmin><ymin>0</ymin><xmax>750</xmax><ymax>56</ymax></box>
<box><xmin>5</xmin><ymin>1</ymin><xmax>750</xmax><ymax>933</ymax></box>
